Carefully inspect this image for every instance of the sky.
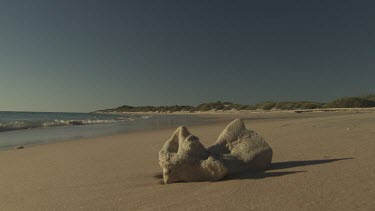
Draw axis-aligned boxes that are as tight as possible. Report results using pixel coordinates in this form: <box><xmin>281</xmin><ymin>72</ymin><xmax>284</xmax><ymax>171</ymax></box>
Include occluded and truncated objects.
<box><xmin>0</xmin><ymin>0</ymin><xmax>374</xmax><ymax>112</ymax></box>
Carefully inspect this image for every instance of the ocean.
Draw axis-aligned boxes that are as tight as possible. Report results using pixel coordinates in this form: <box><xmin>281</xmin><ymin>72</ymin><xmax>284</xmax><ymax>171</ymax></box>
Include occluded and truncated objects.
<box><xmin>0</xmin><ymin>111</ymin><xmax>212</xmax><ymax>150</ymax></box>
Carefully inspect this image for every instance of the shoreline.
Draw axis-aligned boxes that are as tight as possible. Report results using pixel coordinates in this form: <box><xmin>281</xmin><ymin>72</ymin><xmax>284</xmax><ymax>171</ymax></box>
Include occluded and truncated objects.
<box><xmin>0</xmin><ymin>115</ymin><xmax>226</xmax><ymax>153</ymax></box>
<box><xmin>2</xmin><ymin>111</ymin><xmax>367</xmax><ymax>152</ymax></box>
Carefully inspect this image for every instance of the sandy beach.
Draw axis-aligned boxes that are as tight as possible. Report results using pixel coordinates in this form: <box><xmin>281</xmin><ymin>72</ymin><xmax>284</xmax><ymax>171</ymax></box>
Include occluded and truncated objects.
<box><xmin>0</xmin><ymin>112</ymin><xmax>374</xmax><ymax>210</ymax></box>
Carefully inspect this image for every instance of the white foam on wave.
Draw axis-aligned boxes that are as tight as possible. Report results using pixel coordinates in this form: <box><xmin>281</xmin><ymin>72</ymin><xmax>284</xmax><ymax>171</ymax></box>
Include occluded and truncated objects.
<box><xmin>0</xmin><ymin>116</ymin><xmax>146</xmax><ymax>132</ymax></box>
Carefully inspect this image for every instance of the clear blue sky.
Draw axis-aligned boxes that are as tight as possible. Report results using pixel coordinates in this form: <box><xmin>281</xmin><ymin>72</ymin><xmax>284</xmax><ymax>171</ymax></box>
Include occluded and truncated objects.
<box><xmin>1</xmin><ymin>0</ymin><xmax>374</xmax><ymax>112</ymax></box>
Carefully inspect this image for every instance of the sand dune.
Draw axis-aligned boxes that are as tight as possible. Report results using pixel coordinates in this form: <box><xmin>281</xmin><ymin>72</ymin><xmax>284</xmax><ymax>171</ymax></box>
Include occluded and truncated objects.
<box><xmin>0</xmin><ymin>112</ymin><xmax>374</xmax><ymax>210</ymax></box>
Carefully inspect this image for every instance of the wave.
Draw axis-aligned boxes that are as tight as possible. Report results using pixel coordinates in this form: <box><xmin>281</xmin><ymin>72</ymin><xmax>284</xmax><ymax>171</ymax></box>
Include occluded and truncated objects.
<box><xmin>0</xmin><ymin>116</ymin><xmax>149</xmax><ymax>133</ymax></box>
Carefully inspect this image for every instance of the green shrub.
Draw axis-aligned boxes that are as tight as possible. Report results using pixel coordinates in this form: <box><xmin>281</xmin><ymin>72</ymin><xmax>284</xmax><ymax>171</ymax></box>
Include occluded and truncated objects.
<box><xmin>256</xmin><ymin>102</ymin><xmax>276</xmax><ymax>110</ymax></box>
<box><xmin>326</xmin><ymin>97</ymin><xmax>375</xmax><ymax>108</ymax></box>
<box><xmin>275</xmin><ymin>102</ymin><xmax>322</xmax><ymax>110</ymax></box>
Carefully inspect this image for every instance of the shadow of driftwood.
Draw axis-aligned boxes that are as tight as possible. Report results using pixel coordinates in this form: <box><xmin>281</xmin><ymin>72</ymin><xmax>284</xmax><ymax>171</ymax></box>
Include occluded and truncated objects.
<box><xmin>225</xmin><ymin>157</ymin><xmax>353</xmax><ymax>181</ymax></box>
<box><xmin>155</xmin><ymin>158</ymin><xmax>353</xmax><ymax>183</ymax></box>
<box><xmin>269</xmin><ymin>158</ymin><xmax>353</xmax><ymax>171</ymax></box>
<box><xmin>222</xmin><ymin>170</ymin><xmax>305</xmax><ymax>180</ymax></box>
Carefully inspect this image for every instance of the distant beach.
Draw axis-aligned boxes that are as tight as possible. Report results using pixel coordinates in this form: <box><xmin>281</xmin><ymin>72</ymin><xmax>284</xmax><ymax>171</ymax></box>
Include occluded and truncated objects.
<box><xmin>1</xmin><ymin>108</ymin><xmax>374</xmax><ymax>151</ymax></box>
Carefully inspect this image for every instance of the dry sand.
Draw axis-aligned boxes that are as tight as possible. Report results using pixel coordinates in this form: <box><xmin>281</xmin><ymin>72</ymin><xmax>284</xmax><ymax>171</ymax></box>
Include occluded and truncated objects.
<box><xmin>0</xmin><ymin>112</ymin><xmax>374</xmax><ymax>210</ymax></box>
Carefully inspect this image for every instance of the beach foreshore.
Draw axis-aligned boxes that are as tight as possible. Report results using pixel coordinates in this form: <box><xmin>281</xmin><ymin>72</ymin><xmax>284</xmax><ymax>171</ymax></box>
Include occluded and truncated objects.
<box><xmin>0</xmin><ymin>112</ymin><xmax>374</xmax><ymax>210</ymax></box>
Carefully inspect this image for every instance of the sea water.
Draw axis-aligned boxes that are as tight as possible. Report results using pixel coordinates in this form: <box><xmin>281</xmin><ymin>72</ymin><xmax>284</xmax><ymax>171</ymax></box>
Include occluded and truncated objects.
<box><xmin>0</xmin><ymin>111</ymin><xmax>212</xmax><ymax>150</ymax></box>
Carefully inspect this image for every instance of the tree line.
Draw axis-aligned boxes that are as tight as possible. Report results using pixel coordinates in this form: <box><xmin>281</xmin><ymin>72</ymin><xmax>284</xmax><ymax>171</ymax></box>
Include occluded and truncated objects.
<box><xmin>96</xmin><ymin>94</ymin><xmax>375</xmax><ymax>113</ymax></box>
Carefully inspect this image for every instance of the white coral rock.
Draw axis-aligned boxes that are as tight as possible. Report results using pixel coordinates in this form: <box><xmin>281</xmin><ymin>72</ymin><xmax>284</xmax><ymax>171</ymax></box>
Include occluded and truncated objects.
<box><xmin>159</xmin><ymin>119</ymin><xmax>272</xmax><ymax>184</ymax></box>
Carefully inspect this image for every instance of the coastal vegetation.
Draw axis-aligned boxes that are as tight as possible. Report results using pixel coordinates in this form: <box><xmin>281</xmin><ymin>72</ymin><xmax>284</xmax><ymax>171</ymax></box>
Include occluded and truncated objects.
<box><xmin>96</xmin><ymin>95</ymin><xmax>375</xmax><ymax>113</ymax></box>
<box><xmin>325</xmin><ymin>96</ymin><xmax>375</xmax><ymax>108</ymax></box>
